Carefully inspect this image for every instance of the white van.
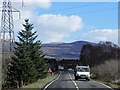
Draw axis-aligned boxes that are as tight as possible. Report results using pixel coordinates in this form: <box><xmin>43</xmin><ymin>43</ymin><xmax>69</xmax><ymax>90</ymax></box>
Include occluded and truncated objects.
<box><xmin>74</xmin><ymin>66</ymin><xmax>90</xmax><ymax>81</ymax></box>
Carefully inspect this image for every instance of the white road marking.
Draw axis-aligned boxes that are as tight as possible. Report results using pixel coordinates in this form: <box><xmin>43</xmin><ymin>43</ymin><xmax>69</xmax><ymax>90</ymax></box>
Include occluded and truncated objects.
<box><xmin>43</xmin><ymin>72</ymin><xmax>61</xmax><ymax>90</ymax></box>
<box><xmin>93</xmin><ymin>80</ymin><xmax>113</xmax><ymax>90</ymax></box>
<box><xmin>68</xmin><ymin>72</ymin><xmax>79</xmax><ymax>90</ymax></box>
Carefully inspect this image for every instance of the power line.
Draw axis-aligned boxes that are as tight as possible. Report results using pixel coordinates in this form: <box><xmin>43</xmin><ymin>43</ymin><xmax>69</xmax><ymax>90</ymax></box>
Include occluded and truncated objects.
<box><xmin>64</xmin><ymin>7</ymin><xmax>117</xmax><ymax>15</ymax></box>
<box><xmin>40</xmin><ymin>2</ymin><xmax>106</xmax><ymax>13</ymax></box>
<box><xmin>37</xmin><ymin>2</ymin><xmax>117</xmax><ymax>15</ymax></box>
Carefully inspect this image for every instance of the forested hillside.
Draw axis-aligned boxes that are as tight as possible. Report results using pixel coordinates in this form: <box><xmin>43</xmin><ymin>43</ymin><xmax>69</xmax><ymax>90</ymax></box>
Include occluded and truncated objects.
<box><xmin>80</xmin><ymin>41</ymin><xmax>119</xmax><ymax>67</ymax></box>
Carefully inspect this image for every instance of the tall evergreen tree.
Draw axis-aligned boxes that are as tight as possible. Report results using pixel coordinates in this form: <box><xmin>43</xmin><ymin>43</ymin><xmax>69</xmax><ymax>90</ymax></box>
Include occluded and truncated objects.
<box><xmin>4</xmin><ymin>19</ymin><xmax>47</xmax><ymax>88</ymax></box>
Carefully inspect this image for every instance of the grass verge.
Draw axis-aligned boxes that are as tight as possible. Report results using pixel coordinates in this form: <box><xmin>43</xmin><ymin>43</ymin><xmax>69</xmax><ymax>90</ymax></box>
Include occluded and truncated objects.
<box><xmin>93</xmin><ymin>79</ymin><xmax>120</xmax><ymax>88</ymax></box>
<box><xmin>22</xmin><ymin>74</ymin><xmax>58</xmax><ymax>88</ymax></box>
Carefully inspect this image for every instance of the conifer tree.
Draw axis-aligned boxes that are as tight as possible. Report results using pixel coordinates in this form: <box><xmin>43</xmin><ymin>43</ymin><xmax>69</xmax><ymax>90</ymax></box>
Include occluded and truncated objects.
<box><xmin>4</xmin><ymin>19</ymin><xmax>47</xmax><ymax>88</ymax></box>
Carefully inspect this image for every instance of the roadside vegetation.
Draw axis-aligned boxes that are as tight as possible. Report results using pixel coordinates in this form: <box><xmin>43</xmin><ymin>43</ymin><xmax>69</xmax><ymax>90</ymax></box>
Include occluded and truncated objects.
<box><xmin>91</xmin><ymin>59</ymin><xmax>120</xmax><ymax>88</ymax></box>
<box><xmin>22</xmin><ymin>73</ymin><xmax>57</xmax><ymax>88</ymax></box>
<box><xmin>80</xmin><ymin>41</ymin><xmax>119</xmax><ymax>67</ymax></box>
<box><xmin>80</xmin><ymin>42</ymin><xmax>120</xmax><ymax>88</ymax></box>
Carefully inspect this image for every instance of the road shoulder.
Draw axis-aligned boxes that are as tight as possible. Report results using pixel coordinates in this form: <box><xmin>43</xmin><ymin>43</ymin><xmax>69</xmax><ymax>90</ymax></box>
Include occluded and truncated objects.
<box><xmin>92</xmin><ymin>80</ymin><xmax>113</xmax><ymax>90</ymax></box>
<box><xmin>22</xmin><ymin>73</ymin><xmax>58</xmax><ymax>89</ymax></box>
<box><xmin>42</xmin><ymin>72</ymin><xmax>61</xmax><ymax>90</ymax></box>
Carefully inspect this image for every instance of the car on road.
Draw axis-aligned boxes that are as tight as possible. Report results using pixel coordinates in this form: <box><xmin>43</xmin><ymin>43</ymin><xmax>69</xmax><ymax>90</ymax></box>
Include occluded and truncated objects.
<box><xmin>68</xmin><ymin>68</ymin><xmax>74</xmax><ymax>71</ymax></box>
<box><xmin>74</xmin><ymin>65</ymin><xmax>90</xmax><ymax>81</ymax></box>
<box><xmin>58</xmin><ymin>65</ymin><xmax>64</xmax><ymax>71</ymax></box>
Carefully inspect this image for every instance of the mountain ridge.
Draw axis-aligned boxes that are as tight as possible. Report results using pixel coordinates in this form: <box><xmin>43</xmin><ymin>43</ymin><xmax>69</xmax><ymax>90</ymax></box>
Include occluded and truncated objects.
<box><xmin>42</xmin><ymin>41</ymin><xmax>96</xmax><ymax>60</ymax></box>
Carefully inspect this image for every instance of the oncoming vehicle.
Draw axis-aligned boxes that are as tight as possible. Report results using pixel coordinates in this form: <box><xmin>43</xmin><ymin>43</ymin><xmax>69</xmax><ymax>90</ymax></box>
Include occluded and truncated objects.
<box><xmin>74</xmin><ymin>66</ymin><xmax>90</xmax><ymax>81</ymax></box>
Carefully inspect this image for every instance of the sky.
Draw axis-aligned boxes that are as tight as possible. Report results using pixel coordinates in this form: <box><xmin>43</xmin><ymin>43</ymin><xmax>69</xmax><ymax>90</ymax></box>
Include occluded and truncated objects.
<box><xmin>0</xmin><ymin>0</ymin><xmax>119</xmax><ymax>44</ymax></box>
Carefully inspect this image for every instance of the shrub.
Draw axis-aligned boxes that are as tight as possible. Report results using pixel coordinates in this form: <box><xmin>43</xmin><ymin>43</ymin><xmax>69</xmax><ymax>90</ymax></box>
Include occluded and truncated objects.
<box><xmin>113</xmin><ymin>80</ymin><xmax>120</xmax><ymax>85</ymax></box>
<box><xmin>91</xmin><ymin>59</ymin><xmax>119</xmax><ymax>83</ymax></box>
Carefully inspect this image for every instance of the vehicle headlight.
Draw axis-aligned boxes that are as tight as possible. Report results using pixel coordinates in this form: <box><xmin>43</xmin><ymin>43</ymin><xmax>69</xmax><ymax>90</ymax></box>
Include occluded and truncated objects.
<box><xmin>87</xmin><ymin>74</ymin><xmax>90</xmax><ymax>77</ymax></box>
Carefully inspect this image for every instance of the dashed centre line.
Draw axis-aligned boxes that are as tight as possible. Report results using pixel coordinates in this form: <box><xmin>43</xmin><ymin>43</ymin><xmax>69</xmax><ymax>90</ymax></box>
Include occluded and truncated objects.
<box><xmin>68</xmin><ymin>72</ymin><xmax>79</xmax><ymax>90</ymax></box>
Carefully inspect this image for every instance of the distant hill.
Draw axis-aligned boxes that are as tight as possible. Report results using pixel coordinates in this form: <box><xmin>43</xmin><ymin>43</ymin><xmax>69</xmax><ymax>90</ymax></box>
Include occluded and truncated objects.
<box><xmin>42</xmin><ymin>41</ymin><xmax>96</xmax><ymax>60</ymax></box>
<box><xmin>0</xmin><ymin>40</ymin><xmax>96</xmax><ymax>60</ymax></box>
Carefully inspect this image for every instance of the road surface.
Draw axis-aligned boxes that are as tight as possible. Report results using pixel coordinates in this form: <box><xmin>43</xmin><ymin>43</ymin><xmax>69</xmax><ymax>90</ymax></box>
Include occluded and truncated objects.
<box><xmin>43</xmin><ymin>71</ymin><xmax>113</xmax><ymax>90</ymax></box>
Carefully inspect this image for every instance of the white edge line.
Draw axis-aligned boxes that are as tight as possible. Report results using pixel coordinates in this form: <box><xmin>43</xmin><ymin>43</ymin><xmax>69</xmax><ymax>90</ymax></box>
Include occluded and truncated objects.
<box><xmin>93</xmin><ymin>80</ymin><xmax>114</xmax><ymax>90</ymax></box>
<box><xmin>43</xmin><ymin>72</ymin><xmax>61</xmax><ymax>90</ymax></box>
<box><xmin>68</xmin><ymin>72</ymin><xmax>79</xmax><ymax>90</ymax></box>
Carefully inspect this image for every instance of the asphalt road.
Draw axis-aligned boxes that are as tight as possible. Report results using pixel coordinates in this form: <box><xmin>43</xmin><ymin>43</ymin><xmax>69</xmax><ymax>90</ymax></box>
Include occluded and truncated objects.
<box><xmin>43</xmin><ymin>71</ymin><xmax>113</xmax><ymax>90</ymax></box>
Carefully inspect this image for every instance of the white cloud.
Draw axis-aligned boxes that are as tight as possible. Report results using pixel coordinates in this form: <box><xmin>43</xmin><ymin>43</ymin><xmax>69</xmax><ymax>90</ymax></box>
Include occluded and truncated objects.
<box><xmin>0</xmin><ymin>0</ymin><xmax>51</xmax><ymax>41</ymax></box>
<box><xmin>37</xmin><ymin>14</ymin><xmax>83</xmax><ymax>31</ymax></box>
<box><xmin>20</xmin><ymin>0</ymin><xmax>52</xmax><ymax>9</ymax></box>
<box><xmin>12</xmin><ymin>12</ymin><xmax>83</xmax><ymax>43</ymax></box>
<box><xmin>0</xmin><ymin>0</ymin><xmax>52</xmax><ymax>9</ymax></box>
<box><xmin>34</xmin><ymin>14</ymin><xmax>83</xmax><ymax>43</ymax></box>
<box><xmin>1</xmin><ymin>1</ymin><xmax>117</xmax><ymax>44</ymax></box>
<box><xmin>80</xmin><ymin>29</ymin><xmax>118</xmax><ymax>44</ymax></box>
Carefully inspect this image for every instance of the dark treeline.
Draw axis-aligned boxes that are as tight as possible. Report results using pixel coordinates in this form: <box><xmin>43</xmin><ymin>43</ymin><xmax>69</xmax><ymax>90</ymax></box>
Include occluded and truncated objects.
<box><xmin>80</xmin><ymin>41</ymin><xmax>120</xmax><ymax>67</ymax></box>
